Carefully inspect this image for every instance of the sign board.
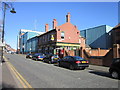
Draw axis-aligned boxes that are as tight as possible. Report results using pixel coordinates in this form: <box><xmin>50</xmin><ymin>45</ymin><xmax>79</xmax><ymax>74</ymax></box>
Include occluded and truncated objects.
<box><xmin>0</xmin><ymin>41</ymin><xmax>5</xmax><ymax>47</ymax></box>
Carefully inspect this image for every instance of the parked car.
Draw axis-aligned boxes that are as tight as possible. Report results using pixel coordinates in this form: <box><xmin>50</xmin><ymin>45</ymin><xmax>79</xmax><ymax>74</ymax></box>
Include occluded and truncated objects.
<box><xmin>109</xmin><ymin>58</ymin><xmax>120</xmax><ymax>79</ymax></box>
<box><xmin>43</xmin><ymin>53</ymin><xmax>59</xmax><ymax>64</ymax></box>
<box><xmin>32</xmin><ymin>53</ymin><xmax>45</xmax><ymax>61</ymax></box>
<box><xmin>58</xmin><ymin>56</ymin><xmax>89</xmax><ymax>70</ymax></box>
<box><xmin>26</xmin><ymin>53</ymin><xmax>33</xmax><ymax>58</ymax></box>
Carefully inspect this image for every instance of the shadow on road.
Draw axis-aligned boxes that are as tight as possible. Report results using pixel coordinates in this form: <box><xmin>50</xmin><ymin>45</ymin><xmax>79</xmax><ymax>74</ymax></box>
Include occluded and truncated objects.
<box><xmin>1</xmin><ymin>83</ymin><xmax>16</xmax><ymax>89</ymax></box>
<box><xmin>89</xmin><ymin>70</ymin><xmax>112</xmax><ymax>78</ymax></box>
<box><xmin>53</xmin><ymin>64</ymin><xmax>85</xmax><ymax>71</ymax></box>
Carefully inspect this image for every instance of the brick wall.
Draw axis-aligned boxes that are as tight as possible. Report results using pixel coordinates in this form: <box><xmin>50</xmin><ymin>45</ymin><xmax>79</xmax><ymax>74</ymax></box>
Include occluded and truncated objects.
<box><xmin>87</xmin><ymin>48</ymin><xmax>109</xmax><ymax>56</ymax></box>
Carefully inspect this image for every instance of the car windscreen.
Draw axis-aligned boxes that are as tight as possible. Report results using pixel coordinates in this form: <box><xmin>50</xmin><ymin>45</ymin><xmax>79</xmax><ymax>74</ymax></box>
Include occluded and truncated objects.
<box><xmin>37</xmin><ymin>53</ymin><xmax>45</xmax><ymax>56</ymax></box>
<box><xmin>73</xmin><ymin>56</ymin><xmax>84</xmax><ymax>61</ymax></box>
<box><xmin>27</xmin><ymin>54</ymin><xmax>31</xmax><ymax>55</ymax></box>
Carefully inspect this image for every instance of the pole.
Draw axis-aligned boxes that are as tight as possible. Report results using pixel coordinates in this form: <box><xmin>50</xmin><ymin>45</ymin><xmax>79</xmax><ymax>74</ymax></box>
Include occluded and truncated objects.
<box><xmin>1</xmin><ymin>3</ymin><xmax>6</xmax><ymax>62</ymax></box>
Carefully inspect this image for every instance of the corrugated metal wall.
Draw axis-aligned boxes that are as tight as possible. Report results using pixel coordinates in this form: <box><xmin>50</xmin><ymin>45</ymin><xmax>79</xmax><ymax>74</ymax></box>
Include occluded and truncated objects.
<box><xmin>80</xmin><ymin>25</ymin><xmax>112</xmax><ymax>49</ymax></box>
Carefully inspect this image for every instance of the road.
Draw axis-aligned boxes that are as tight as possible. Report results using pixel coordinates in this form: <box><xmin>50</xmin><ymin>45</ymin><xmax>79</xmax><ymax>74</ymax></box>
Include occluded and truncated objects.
<box><xmin>3</xmin><ymin>53</ymin><xmax>119</xmax><ymax>88</ymax></box>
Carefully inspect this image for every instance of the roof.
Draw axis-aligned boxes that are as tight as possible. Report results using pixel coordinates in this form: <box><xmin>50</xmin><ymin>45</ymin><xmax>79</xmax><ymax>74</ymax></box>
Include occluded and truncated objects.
<box><xmin>20</xmin><ymin>29</ymin><xmax>45</xmax><ymax>35</ymax></box>
<box><xmin>38</xmin><ymin>29</ymin><xmax>56</xmax><ymax>37</ymax></box>
<box><xmin>112</xmin><ymin>23</ymin><xmax>120</xmax><ymax>30</ymax></box>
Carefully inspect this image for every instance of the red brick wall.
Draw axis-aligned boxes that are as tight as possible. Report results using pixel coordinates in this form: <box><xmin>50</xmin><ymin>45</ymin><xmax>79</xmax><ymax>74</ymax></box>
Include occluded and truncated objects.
<box><xmin>87</xmin><ymin>49</ymin><xmax>109</xmax><ymax>56</ymax></box>
<box><xmin>56</xmin><ymin>22</ymin><xmax>80</xmax><ymax>43</ymax></box>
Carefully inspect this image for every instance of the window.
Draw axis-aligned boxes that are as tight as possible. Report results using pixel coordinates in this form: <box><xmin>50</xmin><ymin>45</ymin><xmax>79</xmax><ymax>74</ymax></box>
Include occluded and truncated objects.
<box><xmin>61</xmin><ymin>31</ymin><xmax>65</xmax><ymax>39</ymax></box>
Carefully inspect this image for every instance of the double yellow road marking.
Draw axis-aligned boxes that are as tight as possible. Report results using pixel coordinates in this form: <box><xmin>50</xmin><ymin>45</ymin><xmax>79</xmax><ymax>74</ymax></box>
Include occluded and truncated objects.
<box><xmin>3</xmin><ymin>56</ymin><xmax>33</xmax><ymax>88</ymax></box>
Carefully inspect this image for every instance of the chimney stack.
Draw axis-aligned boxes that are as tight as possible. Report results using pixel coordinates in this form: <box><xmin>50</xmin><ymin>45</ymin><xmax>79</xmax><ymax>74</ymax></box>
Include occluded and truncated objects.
<box><xmin>45</xmin><ymin>24</ymin><xmax>49</xmax><ymax>32</ymax></box>
<box><xmin>53</xmin><ymin>19</ymin><xmax>57</xmax><ymax>29</ymax></box>
<box><xmin>66</xmin><ymin>12</ymin><xmax>70</xmax><ymax>23</ymax></box>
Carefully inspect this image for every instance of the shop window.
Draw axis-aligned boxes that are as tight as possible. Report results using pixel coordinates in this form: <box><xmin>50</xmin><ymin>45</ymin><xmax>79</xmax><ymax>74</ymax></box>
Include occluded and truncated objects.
<box><xmin>61</xmin><ymin>31</ymin><xmax>65</xmax><ymax>39</ymax></box>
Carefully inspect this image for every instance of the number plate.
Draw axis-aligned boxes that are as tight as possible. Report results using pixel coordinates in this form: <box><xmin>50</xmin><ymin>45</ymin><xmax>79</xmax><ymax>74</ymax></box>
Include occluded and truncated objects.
<box><xmin>82</xmin><ymin>61</ymin><xmax>86</xmax><ymax>63</ymax></box>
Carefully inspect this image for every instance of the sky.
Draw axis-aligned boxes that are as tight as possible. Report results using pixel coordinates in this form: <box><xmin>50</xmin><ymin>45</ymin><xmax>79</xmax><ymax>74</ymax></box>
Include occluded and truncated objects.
<box><xmin>0</xmin><ymin>1</ymin><xmax>119</xmax><ymax>49</ymax></box>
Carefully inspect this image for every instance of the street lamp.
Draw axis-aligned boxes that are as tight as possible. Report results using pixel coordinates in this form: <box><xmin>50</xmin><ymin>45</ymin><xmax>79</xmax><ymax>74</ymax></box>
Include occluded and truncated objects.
<box><xmin>1</xmin><ymin>2</ymin><xmax>16</xmax><ymax>62</ymax></box>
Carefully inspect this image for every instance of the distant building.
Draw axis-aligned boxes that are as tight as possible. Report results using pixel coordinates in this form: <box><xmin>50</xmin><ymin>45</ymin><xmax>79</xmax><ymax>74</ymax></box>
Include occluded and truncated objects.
<box><xmin>26</xmin><ymin>36</ymin><xmax>38</xmax><ymax>53</ymax></box>
<box><xmin>80</xmin><ymin>25</ymin><xmax>113</xmax><ymax>49</ymax></box>
<box><xmin>37</xmin><ymin>13</ymin><xmax>85</xmax><ymax>56</ymax></box>
<box><xmin>17</xmin><ymin>29</ymin><xmax>44</xmax><ymax>54</ymax></box>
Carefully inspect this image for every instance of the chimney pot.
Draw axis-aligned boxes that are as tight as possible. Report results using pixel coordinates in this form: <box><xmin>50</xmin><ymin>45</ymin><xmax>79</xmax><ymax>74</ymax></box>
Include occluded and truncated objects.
<box><xmin>66</xmin><ymin>12</ymin><xmax>70</xmax><ymax>22</ymax></box>
<box><xmin>53</xmin><ymin>19</ymin><xmax>57</xmax><ymax>29</ymax></box>
<box><xmin>45</xmin><ymin>24</ymin><xmax>49</xmax><ymax>32</ymax></box>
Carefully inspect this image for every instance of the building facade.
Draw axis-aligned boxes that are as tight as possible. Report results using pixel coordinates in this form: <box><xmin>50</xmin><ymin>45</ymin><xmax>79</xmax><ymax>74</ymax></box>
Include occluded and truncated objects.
<box><xmin>18</xmin><ymin>29</ymin><xmax>44</xmax><ymax>54</ymax></box>
<box><xmin>26</xmin><ymin>36</ymin><xmax>38</xmax><ymax>53</ymax></box>
<box><xmin>111</xmin><ymin>24</ymin><xmax>120</xmax><ymax>58</ymax></box>
<box><xmin>38</xmin><ymin>13</ymin><xmax>85</xmax><ymax>56</ymax></box>
<box><xmin>80</xmin><ymin>25</ymin><xmax>113</xmax><ymax>49</ymax></box>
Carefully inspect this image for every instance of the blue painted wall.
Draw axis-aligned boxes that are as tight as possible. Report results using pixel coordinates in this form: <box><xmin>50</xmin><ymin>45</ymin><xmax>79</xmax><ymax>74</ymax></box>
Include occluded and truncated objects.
<box><xmin>26</xmin><ymin>37</ymin><xmax>38</xmax><ymax>53</ymax></box>
<box><xmin>80</xmin><ymin>25</ymin><xmax>113</xmax><ymax>49</ymax></box>
<box><xmin>20</xmin><ymin>32</ymin><xmax>40</xmax><ymax>53</ymax></box>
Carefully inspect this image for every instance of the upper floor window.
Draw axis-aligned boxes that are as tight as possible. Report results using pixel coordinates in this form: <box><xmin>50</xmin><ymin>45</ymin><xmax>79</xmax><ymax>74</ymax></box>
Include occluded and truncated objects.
<box><xmin>61</xmin><ymin>31</ymin><xmax>65</xmax><ymax>39</ymax></box>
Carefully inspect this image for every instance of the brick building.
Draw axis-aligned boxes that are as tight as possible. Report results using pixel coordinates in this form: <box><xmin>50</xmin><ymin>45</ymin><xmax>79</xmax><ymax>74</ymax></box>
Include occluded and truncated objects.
<box><xmin>38</xmin><ymin>13</ymin><xmax>85</xmax><ymax>56</ymax></box>
<box><xmin>111</xmin><ymin>24</ymin><xmax>120</xmax><ymax>58</ymax></box>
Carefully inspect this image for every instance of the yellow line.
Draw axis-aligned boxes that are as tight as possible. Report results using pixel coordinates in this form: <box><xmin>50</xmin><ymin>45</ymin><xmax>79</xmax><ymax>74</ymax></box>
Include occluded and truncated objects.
<box><xmin>7</xmin><ymin>62</ymin><xmax>27</xmax><ymax>88</ymax></box>
<box><xmin>3</xmin><ymin>56</ymin><xmax>33</xmax><ymax>88</ymax></box>
<box><xmin>9</xmin><ymin>62</ymin><xmax>32</xmax><ymax>88</ymax></box>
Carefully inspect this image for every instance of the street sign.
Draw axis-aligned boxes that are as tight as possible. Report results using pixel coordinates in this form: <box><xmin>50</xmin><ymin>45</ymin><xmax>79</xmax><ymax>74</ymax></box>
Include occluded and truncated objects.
<box><xmin>0</xmin><ymin>41</ymin><xmax>5</xmax><ymax>47</ymax></box>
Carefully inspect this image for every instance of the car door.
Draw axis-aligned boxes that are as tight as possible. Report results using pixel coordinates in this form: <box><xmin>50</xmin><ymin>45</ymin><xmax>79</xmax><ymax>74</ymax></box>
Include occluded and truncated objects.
<box><xmin>63</xmin><ymin>56</ymin><xmax>69</xmax><ymax>67</ymax></box>
<box><xmin>66</xmin><ymin>56</ymin><xmax>74</xmax><ymax>67</ymax></box>
<box><xmin>60</xmin><ymin>57</ymin><xmax>67</xmax><ymax>67</ymax></box>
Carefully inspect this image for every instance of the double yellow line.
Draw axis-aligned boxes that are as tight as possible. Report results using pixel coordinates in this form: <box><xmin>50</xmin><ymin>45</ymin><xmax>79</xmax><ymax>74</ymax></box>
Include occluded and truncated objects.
<box><xmin>3</xmin><ymin>56</ymin><xmax>33</xmax><ymax>88</ymax></box>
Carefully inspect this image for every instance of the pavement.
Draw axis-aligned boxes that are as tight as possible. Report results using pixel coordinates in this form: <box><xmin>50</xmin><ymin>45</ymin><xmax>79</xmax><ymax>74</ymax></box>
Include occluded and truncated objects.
<box><xmin>88</xmin><ymin>65</ymin><xmax>109</xmax><ymax>72</ymax></box>
<box><xmin>2</xmin><ymin>60</ymin><xmax>18</xmax><ymax>89</ymax></box>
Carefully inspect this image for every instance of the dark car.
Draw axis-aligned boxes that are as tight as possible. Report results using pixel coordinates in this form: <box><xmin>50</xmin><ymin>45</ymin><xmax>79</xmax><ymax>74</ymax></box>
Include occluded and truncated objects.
<box><xmin>109</xmin><ymin>58</ymin><xmax>120</xmax><ymax>79</ymax></box>
<box><xmin>43</xmin><ymin>54</ymin><xmax>59</xmax><ymax>64</ymax></box>
<box><xmin>32</xmin><ymin>53</ymin><xmax>45</xmax><ymax>61</ymax></box>
<box><xmin>26</xmin><ymin>53</ymin><xmax>33</xmax><ymax>58</ymax></box>
<box><xmin>58</xmin><ymin>56</ymin><xmax>89</xmax><ymax>70</ymax></box>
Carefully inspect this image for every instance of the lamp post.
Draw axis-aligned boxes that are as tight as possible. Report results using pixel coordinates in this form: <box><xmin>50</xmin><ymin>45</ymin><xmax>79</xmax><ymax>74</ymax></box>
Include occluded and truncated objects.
<box><xmin>1</xmin><ymin>2</ymin><xmax>16</xmax><ymax>62</ymax></box>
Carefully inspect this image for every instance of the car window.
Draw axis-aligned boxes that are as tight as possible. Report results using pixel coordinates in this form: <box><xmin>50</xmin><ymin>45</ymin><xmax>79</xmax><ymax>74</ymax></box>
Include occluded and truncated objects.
<box><xmin>65</xmin><ymin>56</ymin><xmax>74</xmax><ymax>61</ymax></box>
<box><xmin>63</xmin><ymin>56</ymin><xmax>67</xmax><ymax>60</ymax></box>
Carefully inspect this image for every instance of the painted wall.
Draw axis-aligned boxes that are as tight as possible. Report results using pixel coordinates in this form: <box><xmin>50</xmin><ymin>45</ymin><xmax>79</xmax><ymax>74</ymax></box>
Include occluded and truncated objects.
<box><xmin>57</xmin><ymin>22</ymin><xmax>80</xmax><ymax>44</ymax></box>
<box><xmin>20</xmin><ymin>32</ymin><xmax>40</xmax><ymax>53</ymax></box>
<box><xmin>26</xmin><ymin>37</ymin><xmax>38</xmax><ymax>53</ymax></box>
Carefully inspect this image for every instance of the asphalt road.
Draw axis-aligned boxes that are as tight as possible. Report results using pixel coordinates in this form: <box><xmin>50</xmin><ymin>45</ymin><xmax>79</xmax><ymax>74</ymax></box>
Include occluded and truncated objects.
<box><xmin>4</xmin><ymin>53</ymin><xmax>119</xmax><ymax>88</ymax></box>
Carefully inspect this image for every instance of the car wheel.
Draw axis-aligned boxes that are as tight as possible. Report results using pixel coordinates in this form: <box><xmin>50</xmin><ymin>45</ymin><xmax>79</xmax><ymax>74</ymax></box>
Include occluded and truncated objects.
<box><xmin>69</xmin><ymin>65</ymin><xmax>74</xmax><ymax>70</ymax></box>
<box><xmin>49</xmin><ymin>61</ymin><xmax>52</xmax><ymax>64</ymax></box>
<box><xmin>58</xmin><ymin>62</ymin><xmax>61</xmax><ymax>67</ymax></box>
<box><xmin>111</xmin><ymin>71</ymin><xmax>119</xmax><ymax>79</ymax></box>
<box><xmin>35</xmin><ymin>58</ymin><xmax>37</xmax><ymax>61</ymax></box>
